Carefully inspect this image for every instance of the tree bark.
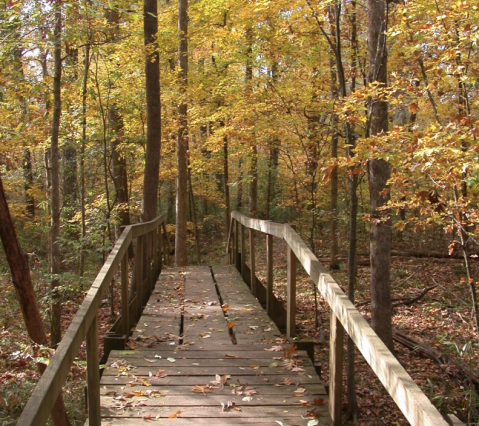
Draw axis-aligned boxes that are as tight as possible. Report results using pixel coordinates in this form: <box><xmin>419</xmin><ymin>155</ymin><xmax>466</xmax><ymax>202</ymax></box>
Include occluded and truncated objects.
<box><xmin>223</xmin><ymin>136</ymin><xmax>230</xmax><ymax>235</ymax></box>
<box><xmin>107</xmin><ymin>6</ymin><xmax>131</xmax><ymax>239</ymax></box>
<box><xmin>50</xmin><ymin>0</ymin><xmax>62</xmax><ymax>348</ymax></box>
<box><xmin>80</xmin><ymin>38</ymin><xmax>90</xmax><ymax>278</ymax></box>
<box><xmin>0</xmin><ymin>174</ymin><xmax>70</xmax><ymax>425</ymax></box>
<box><xmin>368</xmin><ymin>0</ymin><xmax>393</xmax><ymax>351</ymax></box>
<box><xmin>245</xmin><ymin>27</ymin><xmax>257</xmax><ymax>219</ymax></box>
<box><xmin>175</xmin><ymin>0</ymin><xmax>188</xmax><ymax>266</ymax></box>
<box><xmin>141</xmin><ymin>0</ymin><xmax>161</xmax><ymax>222</ymax></box>
<box><xmin>23</xmin><ymin>148</ymin><xmax>35</xmax><ymax>218</ymax></box>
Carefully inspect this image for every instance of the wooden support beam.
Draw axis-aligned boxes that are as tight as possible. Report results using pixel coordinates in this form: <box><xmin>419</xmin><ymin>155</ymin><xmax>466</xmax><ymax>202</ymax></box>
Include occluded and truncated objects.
<box><xmin>329</xmin><ymin>313</ymin><xmax>344</xmax><ymax>426</ymax></box>
<box><xmin>121</xmin><ymin>255</ymin><xmax>129</xmax><ymax>336</ymax></box>
<box><xmin>137</xmin><ymin>235</ymin><xmax>143</xmax><ymax>315</ymax></box>
<box><xmin>287</xmin><ymin>243</ymin><xmax>296</xmax><ymax>339</ymax></box>
<box><xmin>86</xmin><ymin>315</ymin><xmax>100</xmax><ymax>426</ymax></box>
<box><xmin>266</xmin><ymin>234</ymin><xmax>273</xmax><ymax>317</ymax></box>
<box><xmin>249</xmin><ymin>228</ymin><xmax>256</xmax><ymax>296</ymax></box>
<box><xmin>234</xmin><ymin>220</ymin><xmax>239</xmax><ymax>269</ymax></box>
<box><xmin>241</xmin><ymin>224</ymin><xmax>246</xmax><ymax>280</ymax></box>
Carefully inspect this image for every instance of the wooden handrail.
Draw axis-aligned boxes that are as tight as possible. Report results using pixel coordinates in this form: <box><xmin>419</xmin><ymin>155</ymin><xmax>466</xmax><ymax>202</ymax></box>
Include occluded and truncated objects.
<box><xmin>227</xmin><ymin>211</ymin><xmax>461</xmax><ymax>426</ymax></box>
<box><xmin>18</xmin><ymin>215</ymin><xmax>167</xmax><ymax>426</ymax></box>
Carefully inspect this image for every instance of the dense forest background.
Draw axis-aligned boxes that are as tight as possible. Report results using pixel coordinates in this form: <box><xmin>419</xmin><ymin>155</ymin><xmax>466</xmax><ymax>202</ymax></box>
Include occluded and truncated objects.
<box><xmin>1</xmin><ymin>0</ymin><xmax>479</xmax><ymax>424</ymax></box>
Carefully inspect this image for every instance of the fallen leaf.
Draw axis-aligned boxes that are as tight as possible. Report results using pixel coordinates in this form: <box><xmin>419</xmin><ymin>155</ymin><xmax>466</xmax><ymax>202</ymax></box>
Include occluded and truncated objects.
<box><xmin>169</xmin><ymin>410</ymin><xmax>181</xmax><ymax>418</ymax></box>
<box><xmin>265</xmin><ymin>346</ymin><xmax>283</xmax><ymax>352</ymax></box>
<box><xmin>192</xmin><ymin>385</ymin><xmax>213</xmax><ymax>395</ymax></box>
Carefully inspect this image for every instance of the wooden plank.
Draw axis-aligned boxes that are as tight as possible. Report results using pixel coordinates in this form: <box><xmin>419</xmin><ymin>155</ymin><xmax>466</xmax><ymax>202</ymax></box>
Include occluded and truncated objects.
<box><xmin>286</xmin><ymin>242</ymin><xmax>296</xmax><ymax>339</ymax></box>
<box><xmin>249</xmin><ymin>228</ymin><xmax>256</xmax><ymax>296</ymax></box>
<box><xmin>100</xmin><ymin>393</ymin><xmax>326</xmax><ymax>406</ymax></box>
<box><xmin>121</xmin><ymin>255</ymin><xmax>129</xmax><ymax>336</ymax></box>
<box><xmin>100</xmin><ymin>384</ymin><xmax>327</xmax><ymax>396</ymax></box>
<box><xmin>109</xmin><ymin>347</ymin><xmax>312</xmax><ymax>358</ymax></box>
<box><xmin>93</xmin><ymin>417</ymin><xmax>328</xmax><ymax>426</ymax></box>
<box><xmin>100</xmin><ymin>374</ymin><xmax>320</xmax><ymax>387</ymax></box>
<box><xmin>329</xmin><ymin>313</ymin><xmax>343</xmax><ymax>426</ymax></box>
<box><xmin>232</xmin><ymin>211</ymin><xmax>284</xmax><ymax>239</ymax></box>
<box><xmin>241</xmin><ymin>224</ymin><xmax>246</xmax><ymax>279</ymax></box>
<box><xmin>100</xmin><ymin>405</ymin><xmax>327</xmax><ymax>419</ymax></box>
<box><xmin>86</xmin><ymin>315</ymin><xmax>101</xmax><ymax>426</ymax></box>
<box><xmin>266</xmin><ymin>234</ymin><xmax>273</xmax><ymax>318</ymax></box>
<box><xmin>103</xmin><ymin>364</ymin><xmax>318</xmax><ymax>377</ymax></box>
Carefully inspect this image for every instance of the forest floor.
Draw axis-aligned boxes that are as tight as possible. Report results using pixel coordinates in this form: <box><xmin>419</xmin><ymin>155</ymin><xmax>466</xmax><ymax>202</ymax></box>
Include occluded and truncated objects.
<box><xmin>1</xmin><ymin>231</ymin><xmax>479</xmax><ymax>425</ymax></box>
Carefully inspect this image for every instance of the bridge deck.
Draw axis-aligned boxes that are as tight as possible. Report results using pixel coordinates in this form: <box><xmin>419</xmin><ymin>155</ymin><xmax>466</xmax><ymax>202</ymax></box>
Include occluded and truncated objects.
<box><xmin>98</xmin><ymin>266</ymin><xmax>328</xmax><ymax>425</ymax></box>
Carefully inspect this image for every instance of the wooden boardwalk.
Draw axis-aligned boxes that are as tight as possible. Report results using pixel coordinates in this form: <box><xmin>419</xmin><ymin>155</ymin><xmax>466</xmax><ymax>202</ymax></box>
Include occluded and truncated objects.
<box><xmin>98</xmin><ymin>266</ymin><xmax>328</xmax><ymax>425</ymax></box>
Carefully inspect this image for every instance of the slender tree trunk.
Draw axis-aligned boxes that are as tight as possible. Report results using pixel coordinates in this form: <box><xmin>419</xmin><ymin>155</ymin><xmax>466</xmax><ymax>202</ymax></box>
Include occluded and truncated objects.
<box><xmin>50</xmin><ymin>0</ymin><xmax>62</xmax><ymax>348</ymax></box>
<box><xmin>223</xmin><ymin>136</ymin><xmax>230</xmax><ymax>235</ymax></box>
<box><xmin>245</xmin><ymin>27</ymin><xmax>257</xmax><ymax>219</ymax></box>
<box><xmin>107</xmin><ymin>6</ymin><xmax>131</xmax><ymax>239</ymax></box>
<box><xmin>23</xmin><ymin>148</ymin><xmax>35</xmax><ymax>218</ymax></box>
<box><xmin>0</xmin><ymin>174</ymin><xmax>70</xmax><ymax>426</ymax></box>
<box><xmin>368</xmin><ymin>0</ymin><xmax>393</xmax><ymax>351</ymax></box>
<box><xmin>346</xmin><ymin>1</ymin><xmax>359</xmax><ymax>420</ymax></box>
<box><xmin>249</xmin><ymin>145</ymin><xmax>258</xmax><ymax>218</ymax></box>
<box><xmin>80</xmin><ymin>39</ymin><xmax>90</xmax><ymax>278</ymax></box>
<box><xmin>237</xmin><ymin>157</ymin><xmax>243</xmax><ymax>211</ymax></box>
<box><xmin>175</xmin><ymin>0</ymin><xmax>188</xmax><ymax>266</ymax></box>
<box><xmin>328</xmin><ymin>40</ymin><xmax>339</xmax><ymax>269</ymax></box>
<box><xmin>141</xmin><ymin>0</ymin><xmax>161</xmax><ymax>222</ymax></box>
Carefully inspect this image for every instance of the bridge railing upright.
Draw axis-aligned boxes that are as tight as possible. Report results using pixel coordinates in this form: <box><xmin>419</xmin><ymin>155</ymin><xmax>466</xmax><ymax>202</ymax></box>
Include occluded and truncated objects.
<box><xmin>18</xmin><ymin>215</ymin><xmax>171</xmax><ymax>426</ymax></box>
<box><xmin>227</xmin><ymin>210</ymin><xmax>463</xmax><ymax>426</ymax></box>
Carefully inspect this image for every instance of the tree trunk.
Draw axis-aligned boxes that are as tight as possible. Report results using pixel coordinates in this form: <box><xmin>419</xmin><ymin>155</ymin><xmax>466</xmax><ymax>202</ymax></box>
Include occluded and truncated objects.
<box><xmin>244</xmin><ymin>27</ymin><xmax>258</xmax><ymax>219</ymax></box>
<box><xmin>236</xmin><ymin>157</ymin><xmax>243</xmax><ymax>211</ymax></box>
<box><xmin>345</xmin><ymin>1</ymin><xmax>359</xmax><ymax>420</ymax></box>
<box><xmin>141</xmin><ymin>0</ymin><xmax>161</xmax><ymax>222</ymax></box>
<box><xmin>0</xmin><ymin>174</ymin><xmax>70</xmax><ymax>425</ymax></box>
<box><xmin>23</xmin><ymin>148</ymin><xmax>35</xmax><ymax>218</ymax></box>
<box><xmin>367</xmin><ymin>0</ymin><xmax>393</xmax><ymax>351</ymax></box>
<box><xmin>50</xmin><ymin>0</ymin><xmax>62</xmax><ymax>348</ymax></box>
<box><xmin>107</xmin><ymin>6</ymin><xmax>131</xmax><ymax>239</ymax></box>
<box><xmin>80</xmin><ymin>40</ymin><xmax>90</xmax><ymax>278</ymax></box>
<box><xmin>175</xmin><ymin>0</ymin><xmax>188</xmax><ymax>266</ymax></box>
<box><xmin>223</xmin><ymin>136</ymin><xmax>230</xmax><ymax>235</ymax></box>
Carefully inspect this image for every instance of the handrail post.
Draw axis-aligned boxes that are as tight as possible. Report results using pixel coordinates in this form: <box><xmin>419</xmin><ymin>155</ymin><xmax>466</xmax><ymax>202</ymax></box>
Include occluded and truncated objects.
<box><xmin>249</xmin><ymin>228</ymin><xmax>256</xmax><ymax>296</ymax></box>
<box><xmin>148</xmin><ymin>232</ymin><xmax>153</xmax><ymax>295</ymax></box>
<box><xmin>161</xmin><ymin>222</ymin><xmax>169</xmax><ymax>266</ymax></box>
<box><xmin>158</xmin><ymin>225</ymin><xmax>163</xmax><ymax>273</ymax></box>
<box><xmin>287</xmin><ymin>243</ymin><xmax>296</xmax><ymax>339</ymax></box>
<box><xmin>241</xmin><ymin>223</ymin><xmax>246</xmax><ymax>279</ymax></box>
<box><xmin>329</xmin><ymin>313</ymin><xmax>344</xmax><ymax>426</ymax></box>
<box><xmin>86</xmin><ymin>314</ymin><xmax>100</xmax><ymax>426</ymax></box>
<box><xmin>137</xmin><ymin>235</ymin><xmax>143</xmax><ymax>315</ymax></box>
<box><xmin>266</xmin><ymin>234</ymin><xmax>273</xmax><ymax>317</ymax></box>
<box><xmin>121</xmin><ymin>254</ymin><xmax>129</xmax><ymax>337</ymax></box>
<box><xmin>234</xmin><ymin>220</ymin><xmax>239</xmax><ymax>268</ymax></box>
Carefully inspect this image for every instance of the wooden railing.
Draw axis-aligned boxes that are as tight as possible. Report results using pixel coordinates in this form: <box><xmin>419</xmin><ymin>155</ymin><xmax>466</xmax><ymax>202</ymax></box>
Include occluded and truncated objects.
<box><xmin>18</xmin><ymin>215</ymin><xmax>170</xmax><ymax>426</ymax></box>
<box><xmin>227</xmin><ymin>211</ymin><xmax>463</xmax><ymax>426</ymax></box>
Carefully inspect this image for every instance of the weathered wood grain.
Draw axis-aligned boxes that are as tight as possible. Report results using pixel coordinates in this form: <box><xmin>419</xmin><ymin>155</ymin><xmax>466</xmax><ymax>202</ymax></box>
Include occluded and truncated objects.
<box><xmin>95</xmin><ymin>266</ymin><xmax>328</xmax><ymax>425</ymax></box>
